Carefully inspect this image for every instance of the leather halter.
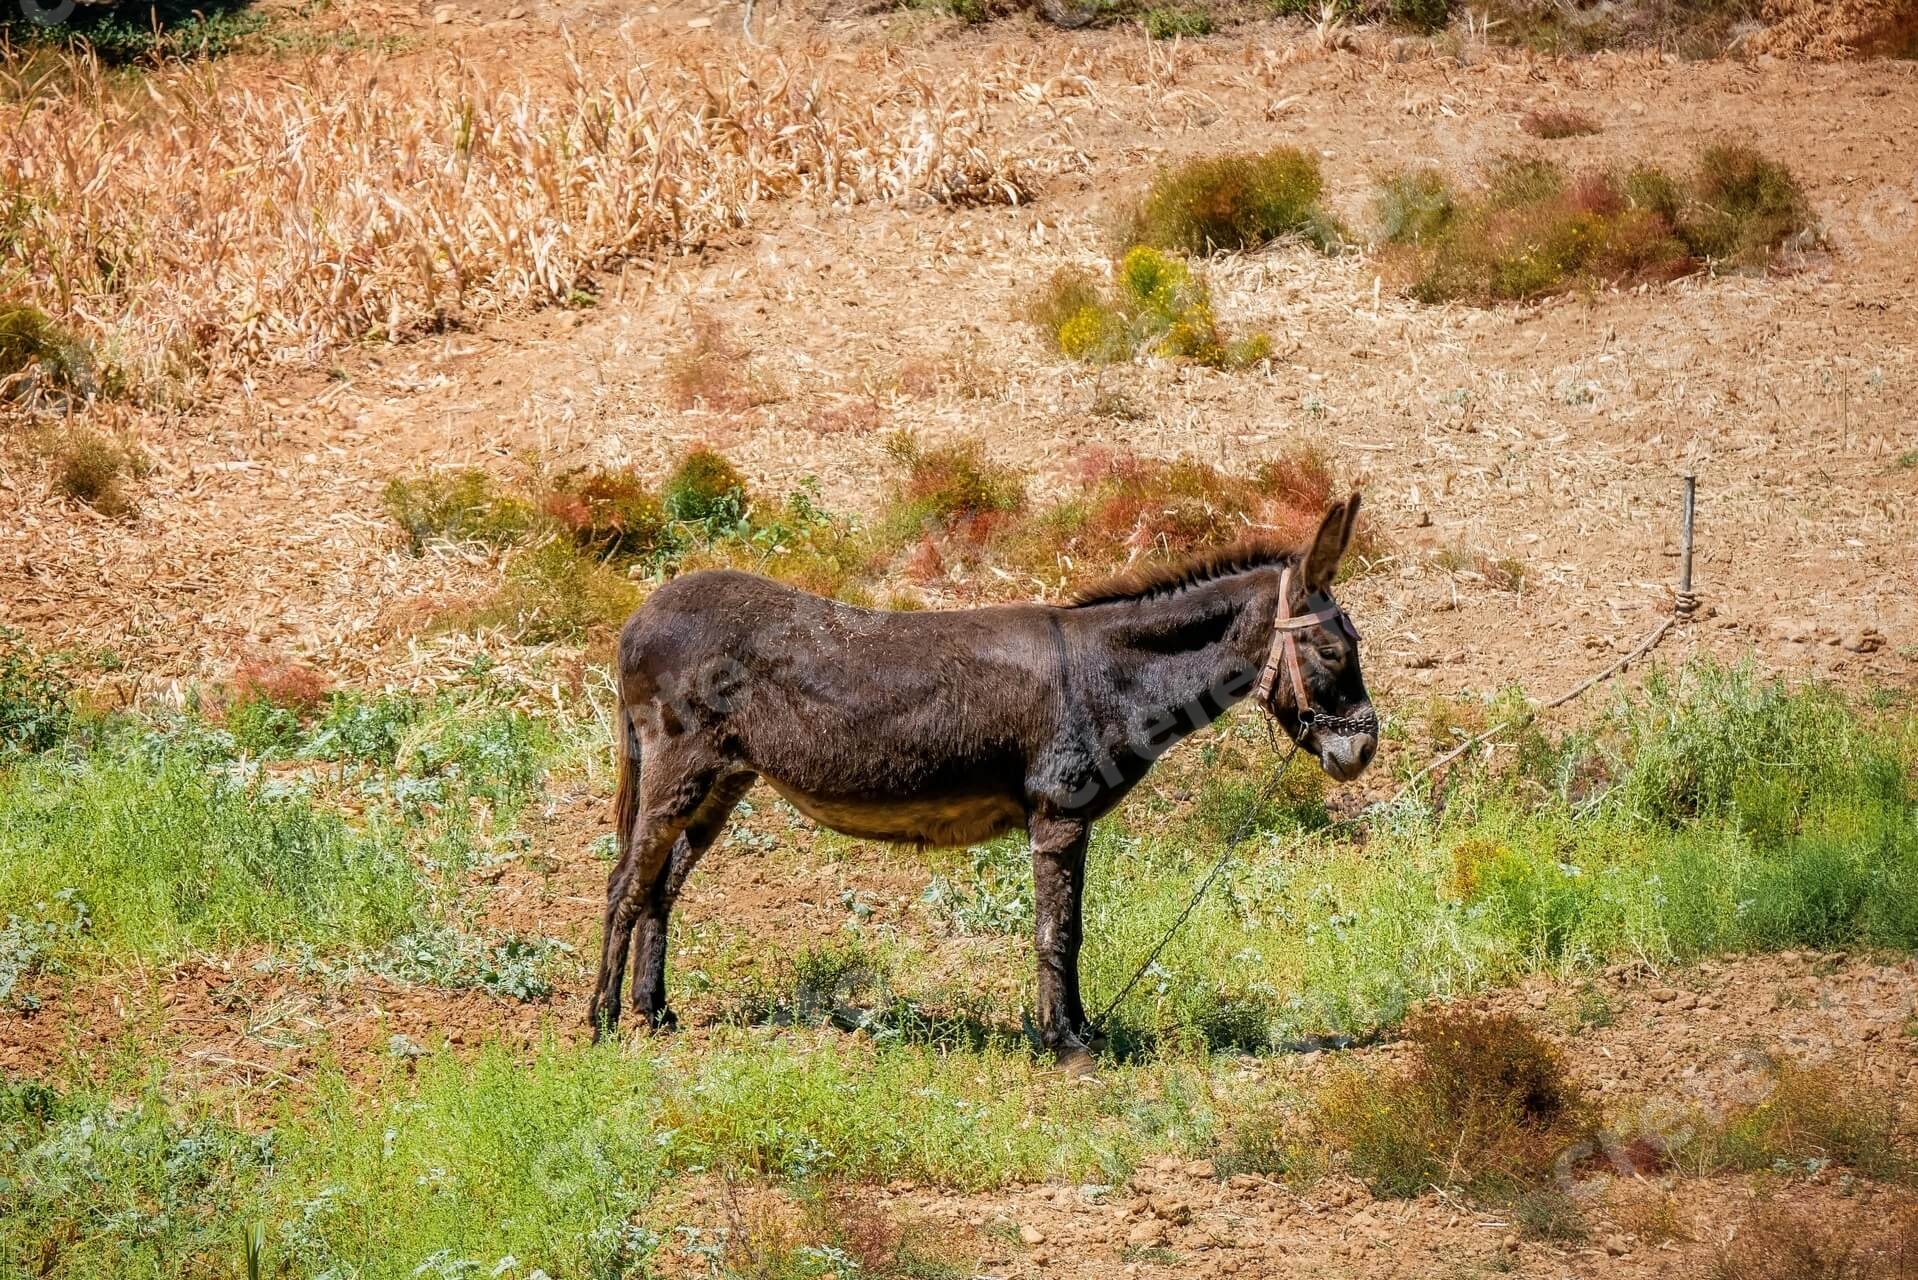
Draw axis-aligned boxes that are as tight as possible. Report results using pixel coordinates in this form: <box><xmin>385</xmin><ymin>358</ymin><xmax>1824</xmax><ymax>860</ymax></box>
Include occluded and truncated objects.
<box><xmin>1255</xmin><ymin>566</ymin><xmax>1370</xmax><ymax>734</ymax></box>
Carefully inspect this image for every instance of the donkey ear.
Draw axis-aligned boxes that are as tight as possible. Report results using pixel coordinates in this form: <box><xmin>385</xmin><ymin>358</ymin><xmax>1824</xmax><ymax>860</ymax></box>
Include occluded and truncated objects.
<box><xmin>1301</xmin><ymin>492</ymin><xmax>1360</xmax><ymax>592</ymax></box>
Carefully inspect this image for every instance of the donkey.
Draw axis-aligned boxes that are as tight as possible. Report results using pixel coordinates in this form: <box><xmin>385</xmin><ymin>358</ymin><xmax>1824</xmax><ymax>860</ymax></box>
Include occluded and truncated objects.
<box><xmin>588</xmin><ymin>493</ymin><xmax>1378</xmax><ymax>1070</ymax></box>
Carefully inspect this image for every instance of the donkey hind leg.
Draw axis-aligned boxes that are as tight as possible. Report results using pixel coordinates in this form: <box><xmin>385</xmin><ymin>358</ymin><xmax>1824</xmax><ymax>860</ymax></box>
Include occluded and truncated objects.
<box><xmin>629</xmin><ymin>770</ymin><xmax>756</xmax><ymax>1028</ymax></box>
<box><xmin>588</xmin><ymin>758</ymin><xmax>719</xmax><ymax>1040</ymax></box>
<box><xmin>1029</xmin><ymin>814</ymin><xmax>1095</xmax><ymax>1075</ymax></box>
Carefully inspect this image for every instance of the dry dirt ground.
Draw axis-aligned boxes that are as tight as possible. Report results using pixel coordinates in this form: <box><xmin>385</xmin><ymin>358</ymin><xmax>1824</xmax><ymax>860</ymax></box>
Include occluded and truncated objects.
<box><xmin>4</xmin><ymin>4</ymin><xmax>1918</xmax><ymax>1275</ymax></box>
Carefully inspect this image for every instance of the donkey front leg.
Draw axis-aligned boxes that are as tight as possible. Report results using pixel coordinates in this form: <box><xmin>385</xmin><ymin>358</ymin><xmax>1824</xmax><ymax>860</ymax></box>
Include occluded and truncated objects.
<box><xmin>628</xmin><ymin>770</ymin><xmax>756</xmax><ymax>1029</ymax></box>
<box><xmin>1030</xmin><ymin>814</ymin><xmax>1095</xmax><ymax>1075</ymax></box>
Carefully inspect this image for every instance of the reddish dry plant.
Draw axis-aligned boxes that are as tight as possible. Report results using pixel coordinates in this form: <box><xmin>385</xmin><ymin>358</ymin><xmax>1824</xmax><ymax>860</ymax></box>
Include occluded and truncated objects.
<box><xmin>1039</xmin><ymin>443</ymin><xmax>1366</xmax><ymax>569</ymax></box>
<box><xmin>1520</xmin><ymin>108</ymin><xmax>1602</xmax><ymax>139</ymax></box>
<box><xmin>540</xmin><ymin>468</ymin><xmax>669</xmax><ymax>560</ymax></box>
<box><xmin>230</xmin><ymin>657</ymin><xmax>332</xmax><ymax>712</ymax></box>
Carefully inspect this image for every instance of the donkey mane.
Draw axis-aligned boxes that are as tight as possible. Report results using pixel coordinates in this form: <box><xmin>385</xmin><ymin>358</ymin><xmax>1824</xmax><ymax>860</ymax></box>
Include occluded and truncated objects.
<box><xmin>1068</xmin><ymin>535</ymin><xmax>1299</xmax><ymax>608</ymax></box>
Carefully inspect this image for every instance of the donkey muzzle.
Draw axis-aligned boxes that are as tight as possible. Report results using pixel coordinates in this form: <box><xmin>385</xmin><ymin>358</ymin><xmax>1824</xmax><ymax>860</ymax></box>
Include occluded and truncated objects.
<box><xmin>1309</xmin><ymin>705</ymin><xmax>1379</xmax><ymax>782</ymax></box>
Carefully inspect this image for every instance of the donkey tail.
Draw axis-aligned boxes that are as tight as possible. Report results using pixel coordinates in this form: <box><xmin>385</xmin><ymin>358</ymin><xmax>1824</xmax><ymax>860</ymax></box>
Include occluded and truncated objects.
<box><xmin>611</xmin><ymin>701</ymin><xmax>640</xmax><ymax>862</ymax></box>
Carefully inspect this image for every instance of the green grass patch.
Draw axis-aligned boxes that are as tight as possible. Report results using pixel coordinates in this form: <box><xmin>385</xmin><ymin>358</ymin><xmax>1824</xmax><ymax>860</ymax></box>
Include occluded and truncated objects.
<box><xmin>0</xmin><ymin>0</ymin><xmax>266</xmax><ymax>64</ymax></box>
<box><xmin>1</xmin><ymin>1035</ymin><xmax>1225</xmax><ymax>1279</ymax></box>
<box><xmin>0</xmin><ymin>684</ymin><xmax>556</xmax><ymax>973</ymax></box>
<box><xmin>1142</xmin><ymin>5</ymin><xmax>1213</xmax><ymax>37</ymax></box>
<box><xmin>1378</xmin><ymin>146</ymin><xmax>1816</xmax><ymax>304</ymax></box>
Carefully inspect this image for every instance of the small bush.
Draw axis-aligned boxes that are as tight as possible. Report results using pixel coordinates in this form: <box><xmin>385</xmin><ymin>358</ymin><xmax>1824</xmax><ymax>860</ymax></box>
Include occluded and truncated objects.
<box><xmin>1711</xmin><ymin>1201</ymin><xmax>1918</xmax><ymax>1280</ymax></box>
<box><xmin>384</xmin><ymin>471</ymin><xmax>540</xmax><ymax>554</ymax></box>
<box><xmin>1314</xmin><ymin>1005</ymin><xmax>1595</xmax><ymax>1197</ymax></box>
<box><xmin>1390</xmin><ymin>0</ymin><xmax>1452</xmax><ymax>31</ymax></box>
<box><xmin>1520</xmin><ymin>108</ymin><xmax>1601</xmax><ymax>139</ymax></box>
<box><xmin>1711</xmin><ymin>1060</ymin><xmax>1906</xmax><ymax>1179</ymax></box>
<box><xmin>1142</xmin><ymin>4</ymin><xmax>1213</xmax><ymax>36</ymax></box>
<box><xmin>542</xmin><ymin>468</ymin><xmax>672</xmax><ymax>561</ymax></box>
<box><xmin>665</xmin><ymin>315</ymin><xmax>770</xmax><ymax>411</ymax></box>
<box><xmin>663</xmin><ymin>446</ymin><xmax>751</xmax><ymax>527</ymax></box>
<box><xmin>1025</xmin><ymin>248</ymin><xmax>1274</xmax><ymax>370</ymax></box>
<box><xmin>880</xmin><ymin>432</ymin><xmax>1025</xmax><ymax>548</ymax></box>
<box><xmin>1381</xmin><ymin>147</ymin><xmax>1815</xmax><ymax>304</ymax></box>
<box><xmin>1682</xmin><ymin>143</ymin><xmax>1814</xmax><ymax>270</ymax></box>
<box><xmin>0</xmin><ymin>632</ymin><xmax>74</xmax><ymax>758</ymax></box>
<box><xmin>476</xmin><ymin>540</ymin><xmax>640</xmax><ymax>643</ymax></box>
<box><xmin>49</xmin><ymin>430</ymin><xmax>146</xmax><ymax>518</ymax></box>
<box><xmin>1119</xmin><ymin>148</ymin><xmax>1343</xmax><ymax>256</ymax></box>
<box><xmin>1371</xmin><ymin>169</ymin><xmax>1457</xmax><ymax>245</ymax></box>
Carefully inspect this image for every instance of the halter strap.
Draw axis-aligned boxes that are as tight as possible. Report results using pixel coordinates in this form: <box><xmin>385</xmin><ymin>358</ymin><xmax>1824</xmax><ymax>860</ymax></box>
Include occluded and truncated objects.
<box><xmin>1255</xmin><ymin>566</ymin><xmax>1347</xmax><ymax>722</ymax></box>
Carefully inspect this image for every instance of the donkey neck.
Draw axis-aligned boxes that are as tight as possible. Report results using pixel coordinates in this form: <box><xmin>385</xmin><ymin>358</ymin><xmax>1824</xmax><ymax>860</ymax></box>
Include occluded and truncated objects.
<box><xmin>1069</xmin><ymin>563</ymin><xmax>1289</xmax><ymax>730</ymax></box>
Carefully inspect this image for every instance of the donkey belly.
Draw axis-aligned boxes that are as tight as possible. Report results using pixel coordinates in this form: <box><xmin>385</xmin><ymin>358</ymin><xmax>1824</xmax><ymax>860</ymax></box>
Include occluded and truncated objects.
<box><xmin>764</xmin><ymin>781</ymin><xmax>1025</xmax><ymax>848</ymax></box>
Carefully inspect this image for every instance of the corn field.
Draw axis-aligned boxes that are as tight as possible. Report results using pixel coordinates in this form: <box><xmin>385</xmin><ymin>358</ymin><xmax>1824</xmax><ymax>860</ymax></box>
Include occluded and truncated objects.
<box><xmin>0</xmin><ymin>42</ymin><xmax>1033</xmax><ymax>396</ymax></box>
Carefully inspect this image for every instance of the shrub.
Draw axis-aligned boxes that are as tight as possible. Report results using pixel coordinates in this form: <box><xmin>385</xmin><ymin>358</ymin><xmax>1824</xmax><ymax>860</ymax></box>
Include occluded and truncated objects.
<box><xmin>384</xmin><ymin>470</ymin><xmax>540</xmax><ymax>553</ymax></box>
<box><xmin>1371</xmin><ymin>169</ymin><xmax>1457</xmax><ymax>245</ymax></box>
<box><xmin>0</xmin><ymin>632</ymin><xmax>73</xmax><ymax>758</ymax></box>
<box><xmin>1119</xmin><ymin>148</ymin><xmax>1343</xmax><ymax>256</ymax></box>
<box><xmin>1682</xmin><ymin>143</ymin><xmax>1813</xmax><ymax>269</ymax></box>
<box><xmin>663</xmin><ymin>446</ymin><xmax>751</xmax><ymax>527</ymax></box>
<box><xmin>665</xmin><ymin>315</ymin><xmax>771</xmax><ymax>411</ymax></box>
<box><xmin>48</xmin><ymin>430</ymin><xmax>145</xmax><ymax>518</ymax></box>
<box><xmin>1711</xmin><ymin>1201</ymin><xmax>1918</xmax><ymax>1280</ymax></box>
<box><xmin>1382</xmin><ymin>147</ymin><xmax>1815</xmax><ymax>304</ymax></box>
<box><xmin>1520</xmin><ymin>107</ymin><xmax>1601</xmax><ymax>139</ymax></box>
<box><xmin>880</xmin><ymin>432</ymin><xmax>1025</xmax><ymax>547</ymax></box>
<box><xmin>542</xmin><ymin>468</ymin><xmax>672</xmax><ymax>561</ymax></box>
<box><xmin>1390</xmin><ymin>0</ymin><xmax>1452</xmax><ymax>31</ymax></box>
<box><xmin>1314</xmin><ymin>1005</ymin><xmax>1595</xmax><ymax>1197</ymax></box>
<box><xmin>1707</xmin><ymin>1060</ymin><xmax>1907</xmax><ymax>1179</ymax></box>
<box><xmin>1025</xmin><ymin>248</ymin><xmax>1274</xmax><ymax>370</ymax></box>
<box><xmin>1142</xmin><ymin>5</ymin><xmax>1213</xmax><ymax>36</ymax></box>
<box><xmin>476</xmin><ymin>540</ymin><xmax>640</xmax><ymax>643</ymax></box>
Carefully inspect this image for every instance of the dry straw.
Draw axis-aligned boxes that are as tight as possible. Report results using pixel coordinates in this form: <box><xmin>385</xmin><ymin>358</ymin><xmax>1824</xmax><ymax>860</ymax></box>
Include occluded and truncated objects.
<box><xmin>0</xmin><ymin>40</ymin><xmax>1034</xmax><ymax>399</ymax></box>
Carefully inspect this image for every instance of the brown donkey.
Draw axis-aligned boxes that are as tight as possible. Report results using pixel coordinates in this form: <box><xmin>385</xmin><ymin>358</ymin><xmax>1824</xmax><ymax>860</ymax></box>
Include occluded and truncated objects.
<box><xmin>589</xmin><ymin>493</ymin><xmax>1379</xmax><ymax>1070</ymax></box>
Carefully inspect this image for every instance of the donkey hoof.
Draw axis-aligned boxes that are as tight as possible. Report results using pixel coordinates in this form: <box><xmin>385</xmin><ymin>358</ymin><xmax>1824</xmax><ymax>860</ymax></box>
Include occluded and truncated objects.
<box><xmin>1053</xmin><ymin>1046</ymin><xmax>1101</xmax><ymax>1079</ymax></box>
<box><xmin>641</xmin><ymin>1006</ymin><xmax>679</xmax><ymax>1032</ymax></box>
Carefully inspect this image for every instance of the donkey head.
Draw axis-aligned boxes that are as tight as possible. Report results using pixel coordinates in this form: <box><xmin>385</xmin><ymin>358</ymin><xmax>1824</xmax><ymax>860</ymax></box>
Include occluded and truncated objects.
<box><xmin>1268</xmin><ymin>493</ymin><xmax>1378</xmax><ymax>782</ymax></box>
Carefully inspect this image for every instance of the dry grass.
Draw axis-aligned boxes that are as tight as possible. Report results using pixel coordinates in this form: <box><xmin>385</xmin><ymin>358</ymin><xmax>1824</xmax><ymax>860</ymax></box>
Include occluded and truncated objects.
<box><xmin>1313</xmin><ymin>1004</ymin><xmax>1597</xmax><ymax>1197</ymax></box>
<box><xmin>0</xmin><ymin>42</ymin><xmax>1034</xmax><ymax>399</ymax></box>
<box><xmin>1712</xmin><ymin>1201</ymin><xmax>1918</xmax><ymax>1280</ymax></box>
<box><xmin>1520</xmin><ymin>107</ymin><xmax>1602</xmax><ymax>139</ymax></box>
<box><xmin>1704</xmin><ymin>1059</ymin><xmax>1910</xmax><ymax>1179</ymax></box>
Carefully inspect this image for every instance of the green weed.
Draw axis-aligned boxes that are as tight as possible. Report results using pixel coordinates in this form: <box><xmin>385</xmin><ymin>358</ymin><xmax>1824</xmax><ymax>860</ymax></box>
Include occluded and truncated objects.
<box><xmin>0</xmin><ymin>631</ymin><xmax>74</xmax><ymax>758</ymax></box>
<box><xmin>1025</xmin><ymin>247</ymin><xmax>1274</xmax><ymax>370</ymax></box>
<box><xmin>1142</xmin><ymin>5</ymin><xmax>1213</xmax><ymax>36</ymax></box>
<box><xmin>0</xmin><ymin>303</ymin><xmax>96</xmax><ymax>398</ymax></box>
